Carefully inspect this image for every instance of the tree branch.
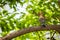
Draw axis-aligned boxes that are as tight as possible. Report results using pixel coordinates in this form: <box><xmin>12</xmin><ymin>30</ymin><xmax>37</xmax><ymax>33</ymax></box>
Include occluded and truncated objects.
<box><xmin>58</xmin><ymin>0</ymin><xmax>60</xmax><ymax>7</ymax></box>
<box><xmin>1</xmin><ymin>25</ymin><xmax>60</xmax><ymax>40</ymax></box>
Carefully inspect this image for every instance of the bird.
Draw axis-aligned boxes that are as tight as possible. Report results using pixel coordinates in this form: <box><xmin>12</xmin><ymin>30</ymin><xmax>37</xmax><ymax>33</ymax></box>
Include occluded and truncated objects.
<box><xmin>38</xmin><ymin>11</ymin><xmax>46</xmax><ymax>27</ymax></box>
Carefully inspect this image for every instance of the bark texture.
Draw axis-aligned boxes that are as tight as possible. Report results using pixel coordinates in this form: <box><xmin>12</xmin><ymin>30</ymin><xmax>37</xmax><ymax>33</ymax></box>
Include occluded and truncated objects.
<box><xmin>0</xmin><ymin>25</ymin><xmax>60</xmax><ymax>40</ymax></box>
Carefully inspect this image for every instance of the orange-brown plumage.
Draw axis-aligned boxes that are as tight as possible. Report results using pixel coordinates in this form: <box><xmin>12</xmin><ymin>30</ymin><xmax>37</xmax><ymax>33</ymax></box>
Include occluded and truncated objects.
<box><xmin>38</xmin><ymin>11</ymin><xmax>45</xmax><ymax>19</ymax></box>
<box><xmin>38</xmin><ymin>11</ymin><xmax>46</xmax><ymax>27</ymax></box>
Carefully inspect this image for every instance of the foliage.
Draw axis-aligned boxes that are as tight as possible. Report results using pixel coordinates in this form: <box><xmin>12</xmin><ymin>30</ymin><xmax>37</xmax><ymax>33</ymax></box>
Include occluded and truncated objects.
<box><xmin>0</xmin><ymin>0</ymin><xmax>60</xmax><ymax>40</ymax></box>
